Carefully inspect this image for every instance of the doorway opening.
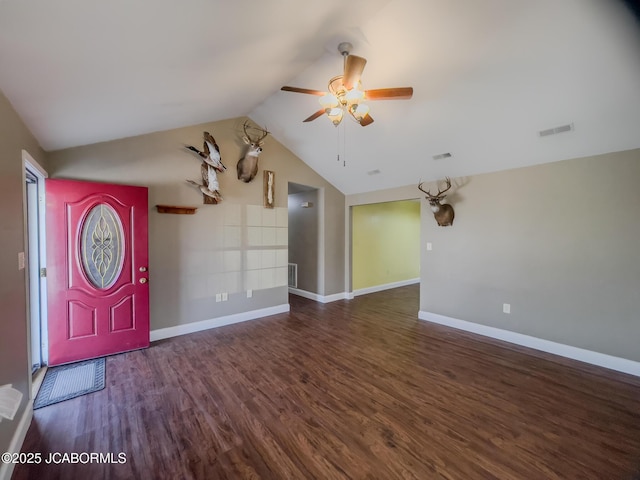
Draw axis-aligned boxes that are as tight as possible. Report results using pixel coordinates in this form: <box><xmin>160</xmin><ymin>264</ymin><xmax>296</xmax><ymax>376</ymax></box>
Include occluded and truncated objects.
<box><xmin>350</xmin><ymin>199</ymin><xmax>421</xmax><ymax>297</ymax></box>
<box><xmin>287</xmin><ymin>182</ymin><xmax>323</xmax><ymax>299</ymax></box>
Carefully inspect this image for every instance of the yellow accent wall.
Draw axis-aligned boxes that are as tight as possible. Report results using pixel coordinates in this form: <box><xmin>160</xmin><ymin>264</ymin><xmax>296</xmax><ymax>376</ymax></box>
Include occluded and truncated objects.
<box><xmin>352</xmin><ymin>200</ymin><xmax>420</xmax><ymax>290</ymax></box>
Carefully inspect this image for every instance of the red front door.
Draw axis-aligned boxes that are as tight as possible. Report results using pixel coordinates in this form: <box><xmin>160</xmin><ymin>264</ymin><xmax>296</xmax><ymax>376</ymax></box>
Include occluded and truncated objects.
<box><xmin>46</xmin><ymin>179</ymin><xmax>149</xmax><ymax>366</ymax></box>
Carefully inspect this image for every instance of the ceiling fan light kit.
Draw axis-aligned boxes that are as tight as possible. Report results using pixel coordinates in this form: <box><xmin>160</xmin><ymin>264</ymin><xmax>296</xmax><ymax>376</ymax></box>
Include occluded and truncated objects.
<box><xmin>281</xmin><ymin>42</ymin><xmax>413</xmax><ymax>127</ymax></box>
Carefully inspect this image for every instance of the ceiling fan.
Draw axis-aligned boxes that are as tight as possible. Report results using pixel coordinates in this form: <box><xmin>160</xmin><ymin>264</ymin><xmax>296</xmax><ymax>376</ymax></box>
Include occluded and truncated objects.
<box><xmin>281</xmin><ymin>42</ymin><xmax>413</xmax><ymax>127</ymax></box>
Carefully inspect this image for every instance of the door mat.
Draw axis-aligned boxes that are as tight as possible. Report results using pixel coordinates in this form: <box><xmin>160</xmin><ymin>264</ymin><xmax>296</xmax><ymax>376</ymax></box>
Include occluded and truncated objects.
<box><xmin>34</xmin><ymin>357</ymin><xmax>105</xmax><ymax>409</ymax></box>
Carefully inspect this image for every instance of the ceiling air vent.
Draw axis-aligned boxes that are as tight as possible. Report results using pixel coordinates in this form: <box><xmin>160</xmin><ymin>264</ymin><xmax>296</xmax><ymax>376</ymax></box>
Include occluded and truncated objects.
<box><xmin>432</xmin><ymin>152</ymin><xmax>452</xmax><ymax>160</ymax></box>
<box><xmin>367</xmin><ymin>169</ymin><xmax>381</xmax><ymax>176</ymax></box>
<box><xmin>539</xmin><ymin>123</ymin><xmax>574</xmax><ymax>137</ymax></box>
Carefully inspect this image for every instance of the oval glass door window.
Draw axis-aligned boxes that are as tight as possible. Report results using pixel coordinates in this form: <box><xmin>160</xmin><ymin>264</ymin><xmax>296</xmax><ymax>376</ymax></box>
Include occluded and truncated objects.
<box><xmin>80</xmin><ymin>203</ymin><xmax>125</xmax><ymax>289</ymax></box>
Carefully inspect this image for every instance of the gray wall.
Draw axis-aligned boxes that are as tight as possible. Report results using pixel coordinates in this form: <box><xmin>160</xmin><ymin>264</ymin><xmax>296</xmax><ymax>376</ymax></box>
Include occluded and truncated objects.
<box><xmin>46</xmin><ymin>117</ymin><xmax>345</xmax><ymax>330</ymax></box>
<box><xmin>288</xmin><ymin>190</ymin><xmax>319</xmax><ymax>293</ymax></box>
<box><xmin>0</xmin><ymin>90</ymin><xmax>46</xmax><ymax>453</ymax></box>
<box><xmin>346</xmin><ymin>184</ymin><xmax>419</xmax><ymax>206</ymax></box>
<box><xmin>420</xmin><ymin>148</ymin><xmax>640</xmax><ymax>362</ymax></box>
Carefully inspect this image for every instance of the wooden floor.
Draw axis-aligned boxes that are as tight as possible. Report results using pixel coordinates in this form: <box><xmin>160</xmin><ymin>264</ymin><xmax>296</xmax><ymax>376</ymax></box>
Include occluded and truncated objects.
<box><xmin>13</xmin><ymin>285</ymin><xmax>640</xmax><ymax>479</ymax></box>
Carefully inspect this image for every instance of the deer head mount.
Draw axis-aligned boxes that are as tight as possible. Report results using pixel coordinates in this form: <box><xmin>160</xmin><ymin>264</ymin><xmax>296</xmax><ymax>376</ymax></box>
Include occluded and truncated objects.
<box><xmin>418</xmin><ymin>177</ymin><xmax>455</xmax><ymax>226</ymax></box>
<box><xmin>237</xmin><ymin>121</ymin><xmax>269</xmax><ymax>183</ymax></box>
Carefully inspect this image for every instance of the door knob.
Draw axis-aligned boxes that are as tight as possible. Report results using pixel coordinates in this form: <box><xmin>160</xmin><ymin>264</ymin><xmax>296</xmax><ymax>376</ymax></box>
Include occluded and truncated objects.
<box><xmin>139</xmin><ymin>267</ymin><xmax>147</xmax><ymax>272</ymax></box>
<box><xmin>139</xmin><ymin>278</ymin><xmax>147</xmax><ymax>284</ymax></box>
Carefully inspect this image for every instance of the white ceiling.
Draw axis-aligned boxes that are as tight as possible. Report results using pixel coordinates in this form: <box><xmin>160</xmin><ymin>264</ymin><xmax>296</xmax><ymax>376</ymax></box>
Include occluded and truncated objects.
<box><xmin>1</xmin><ymin>0</ymin><xmax>639</xmax><ymax>195</ymax></box>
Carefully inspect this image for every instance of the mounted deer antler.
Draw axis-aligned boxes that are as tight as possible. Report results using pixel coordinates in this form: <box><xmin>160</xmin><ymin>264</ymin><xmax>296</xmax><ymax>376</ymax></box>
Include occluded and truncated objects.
<box><xmin>237</xmin><ymin>121</ymin><xmax>269</xmax><ymax>183</ymax></box>
<box><xmin>418</xmin><ymin>177</ymin><xmax>455</xmax><ymax>226</ymax></box>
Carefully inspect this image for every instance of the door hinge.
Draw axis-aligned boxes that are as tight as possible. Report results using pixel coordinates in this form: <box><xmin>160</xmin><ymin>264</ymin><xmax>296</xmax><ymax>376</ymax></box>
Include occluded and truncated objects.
<box><xmin>40</xmin><ymin>268</ymin><xmax>47</xmax><ymax>278</ymax></box>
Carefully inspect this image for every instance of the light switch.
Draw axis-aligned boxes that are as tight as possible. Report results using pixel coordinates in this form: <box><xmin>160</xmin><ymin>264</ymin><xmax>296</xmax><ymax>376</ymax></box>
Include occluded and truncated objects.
<box><xmin>18</xmin><ymin>252</ymin><xmax>25</xmax><ymax>270</ymax></box>
<box><xmin>426</xmin><ymin>242</ymin><xmax>432</xmax><ymax>251</ymax></box>
<box><xmin>222</xmin><ymin>292</ymin><xmax>228</xmax><ymax>301</ymax></box>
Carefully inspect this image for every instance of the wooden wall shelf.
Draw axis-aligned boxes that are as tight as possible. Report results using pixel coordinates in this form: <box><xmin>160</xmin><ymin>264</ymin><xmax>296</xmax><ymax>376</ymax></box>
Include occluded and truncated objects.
<box><xmin>155</xmin><ymin>205</ymin><xmax>198</xmax><ymax>215</ymax></box>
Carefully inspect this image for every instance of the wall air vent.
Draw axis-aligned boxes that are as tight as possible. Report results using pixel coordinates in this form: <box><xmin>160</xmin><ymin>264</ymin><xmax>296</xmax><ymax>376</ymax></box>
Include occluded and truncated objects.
<box><xmin>432</xmin><ymin>153</ymin><xmax>452</xmax><ymax>160</ymax></box>
<box><xmin>367</xmin><ymin>169</ymin><xmax>381</xmax><ymax>175</ymax></box>
<box><xmin>539</xmin><ymin>123</ymin><xmax>574</xmax><ymax>137</ymax></box>
<box><xmin>288</xmin><ymin>263</ymin><xmax>298</xmax><ymax>288</ymax></box>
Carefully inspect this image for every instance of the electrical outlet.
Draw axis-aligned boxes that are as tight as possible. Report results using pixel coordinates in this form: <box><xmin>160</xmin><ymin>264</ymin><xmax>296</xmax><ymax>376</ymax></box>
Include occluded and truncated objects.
<box><xmin>247</xmin><ymin>289</ymin><xmax>253</xmax><ymax>298</ymax></box>
<box><xmin>503</xmin><ymin>303</ymin><xmax>511</xmax><ymax>314</ymax></box>
<box><xmin>222</xmin><ymin>292</ymin><xmax>228</xmax><ymax>301</ymax></box>
<box><xmin>215</xmin><ymin>293</ymin><xmax>222</xmax><ymax>302</ymax></box>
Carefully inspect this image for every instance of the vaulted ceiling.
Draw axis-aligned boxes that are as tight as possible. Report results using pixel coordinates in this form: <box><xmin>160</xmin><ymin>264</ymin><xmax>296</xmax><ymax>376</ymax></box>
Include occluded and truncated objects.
<box><xmin>1</xmin><ymin>0</ymin><xmax>639</xmax><ymax>194</ymax></box>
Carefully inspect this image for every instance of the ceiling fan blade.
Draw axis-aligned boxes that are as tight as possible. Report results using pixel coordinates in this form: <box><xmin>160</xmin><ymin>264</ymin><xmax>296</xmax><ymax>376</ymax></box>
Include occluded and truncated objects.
<box><xmin>364</xmin><ymin>87</ymin><xmax>414</xmax><ymax>100</ymax></box>
<box><xmin>359</xmin><ymin>114</ymin><xmax>374</xmax><ymax>127</ymax></box>
<box><xmin>281</xmin><ymin>86</ymin><xmax>326</xmax><ymax>96</ymax></box>
<box><xmin>303</xmin><ymin>109</ymin><xmax>327</xmax><ymax>122</ymax></box>
<box><xmin>343</xmin><ymin>55</ymin><xmax>367</xmax><ymax>90</ymax></box>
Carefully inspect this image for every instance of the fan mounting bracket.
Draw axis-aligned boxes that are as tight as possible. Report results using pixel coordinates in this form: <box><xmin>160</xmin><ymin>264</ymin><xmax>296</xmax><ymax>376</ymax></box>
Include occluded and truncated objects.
<box><xmin>337</xmin><ymin>42</ymin><xmax>353</xmax><ymax>57</ymax></box>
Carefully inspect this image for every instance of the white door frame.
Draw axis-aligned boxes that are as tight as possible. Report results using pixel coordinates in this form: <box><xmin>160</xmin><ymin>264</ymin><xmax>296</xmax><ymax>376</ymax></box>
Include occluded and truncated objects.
<box><xmin>22</xmin><ymin>150</ymin><xmax>49</xmax><ymax>375</ymax></box>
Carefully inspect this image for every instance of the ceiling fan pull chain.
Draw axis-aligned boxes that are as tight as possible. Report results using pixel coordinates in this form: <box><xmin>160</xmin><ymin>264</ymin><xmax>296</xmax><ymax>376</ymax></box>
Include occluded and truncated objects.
<box><xmin>343</xmin><ymin>122</ymin><xmax>347</xmax><ymax>167</ymax></box>
<box><xmin>336</xmin><ymin>123</ymin><xmax>340</xmax><ymax>163</ymax></box>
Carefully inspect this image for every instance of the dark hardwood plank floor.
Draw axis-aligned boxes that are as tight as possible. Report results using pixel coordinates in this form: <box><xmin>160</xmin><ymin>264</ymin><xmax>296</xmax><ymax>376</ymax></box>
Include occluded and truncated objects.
<box><xmin>12</xmin><ymin>285</ymin><xmax>640</xmax><ymax>479</ymax></box>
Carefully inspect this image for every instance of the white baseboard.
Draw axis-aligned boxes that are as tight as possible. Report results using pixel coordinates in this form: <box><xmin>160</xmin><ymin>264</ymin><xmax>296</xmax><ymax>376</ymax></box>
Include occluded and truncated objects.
<box><xmin>0</xmin><ymin>402</ymin><xmax>33</xmax><ymax>480</ymax></box>
<box><xmin>353</xmin><ymin>278</ymin><xmax>420</xmax><ymax>297</ymax></box>
<box><xmin>418</xmin><ymin>311</ymin><xmax>640</xmax><ymax>377</ymax></box>
<box><xmin>289</xmin><ymin>278</ymin><xmax>420</xmax><ymax>303</ymax></box>
<box><xmin>288</xmin><ymin>288</ymin><xmax>347</xmax><ymax>303</ymax></box>
<box><xmin>150</xmin><ymin>304</ymin><xmax>290</xmax><ymax>342</ymax></box>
